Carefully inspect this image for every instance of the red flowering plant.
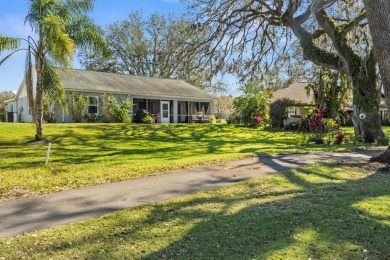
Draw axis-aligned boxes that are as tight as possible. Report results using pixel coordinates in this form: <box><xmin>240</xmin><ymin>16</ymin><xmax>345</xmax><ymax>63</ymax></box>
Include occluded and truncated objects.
<box><xmin>307</xmin><ymin>108</ymin><xmax>325</xmax><ymax>144</ymax></box>
<box><xmin>334</xmin><ymin>132</ymin><xmax>345</xmax><ymax>144</ymax></box>
<box><xmin>252</xmin><ymin>115</ymin><xmax>264</xmax><ymax>128</ymax></box>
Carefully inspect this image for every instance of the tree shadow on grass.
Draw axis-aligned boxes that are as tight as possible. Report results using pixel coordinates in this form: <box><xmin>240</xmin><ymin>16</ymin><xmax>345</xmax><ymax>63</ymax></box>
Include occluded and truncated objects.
<box><xmin>141</xmin><ymin>163</ymin><xmax>390</xmax><ymax>259</ymax></box>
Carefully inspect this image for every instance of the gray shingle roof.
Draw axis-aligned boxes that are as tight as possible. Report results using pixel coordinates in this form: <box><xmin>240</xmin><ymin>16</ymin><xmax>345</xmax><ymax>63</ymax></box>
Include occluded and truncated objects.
<box><xmin>271</xmin><ymin>82</ymin><xmax>313</xmax><ymax>104</ymax></box>
<box><xmin>272</xmin><ymin>82</ymin><xmax>388</xmax><ymax>111</ymax></box>
<box><xmin>57</xmin><ymin>68</ymin><xmax>213</xmax><ymax>100</ymax></box>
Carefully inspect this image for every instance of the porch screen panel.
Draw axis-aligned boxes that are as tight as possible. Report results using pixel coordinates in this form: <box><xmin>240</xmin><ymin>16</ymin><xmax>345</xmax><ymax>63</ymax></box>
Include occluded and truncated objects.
<box><xmin>178</xmin><ymin>101</ymin><xmax>187</xmax><ymax>122</ymax></box>
<box><xmin>200</xmin><ymin>102</ymin><xmax>210</xmax><ymax>114</ymax></box>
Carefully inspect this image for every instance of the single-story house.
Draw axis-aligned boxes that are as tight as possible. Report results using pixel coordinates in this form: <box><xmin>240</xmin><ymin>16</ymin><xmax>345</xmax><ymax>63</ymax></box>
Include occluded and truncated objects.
<box><xmin>271</xmin><ymin>82</ymin><xmax>314</xmax><ymax>118</ymax></box>
<box><xmin>5</xmin><ymin>68</ymin><xmax>214</xmax><ymax>123</ymax></box>
<box><xmin>271</xmin><ymin>82</ymin><xmax>388</xmax><ymax>125</ymax></box>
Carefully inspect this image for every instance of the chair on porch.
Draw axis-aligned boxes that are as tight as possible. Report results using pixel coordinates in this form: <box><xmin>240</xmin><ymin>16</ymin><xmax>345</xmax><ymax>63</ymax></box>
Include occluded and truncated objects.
<box><xmin>191</xmin><ymin>114</ymin><xmax>199</xmax><ymax>123</ymax></box>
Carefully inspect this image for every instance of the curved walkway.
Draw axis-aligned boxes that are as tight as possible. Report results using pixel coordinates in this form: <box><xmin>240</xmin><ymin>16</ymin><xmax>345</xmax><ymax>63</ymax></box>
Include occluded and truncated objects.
<box><xmin>0</xmin><ymin>151</ymin><xmax>380</xmax><ymax>237</ymax></box>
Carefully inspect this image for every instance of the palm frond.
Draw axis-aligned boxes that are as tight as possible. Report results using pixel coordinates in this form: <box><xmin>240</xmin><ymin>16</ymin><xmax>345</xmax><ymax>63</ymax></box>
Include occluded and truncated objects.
<box><xmin>64</xmin><ymin>0</ymin><xmax>94</xmax><ymax>15</ymax></box>
<box><xmin>0</xmin><ymin>34</ymin><xmax>20</xmax><ymax>51</ymax></box>
<box><xmin>41</xmin><ymin>13</ymin><xmax>76</xmax><ymax>67</ymax></box>
<box><xmin>25</xmin><ymin>46</ymin><xmax>36</xmax><ymax>121</ymax></box>
<box><xmin>0</xmin><ymin>49</ymin><xmax>27</xmax><ymax>66</ymax></box>
<box><xmin>66</xmin><ymin>15</ymin><xmax>109</xmax><ymax>56</ymax></box>
<box><xmin>43</xmin><ymin>61</ymin><xmax>67</xmax><ymax>112</ymax></box>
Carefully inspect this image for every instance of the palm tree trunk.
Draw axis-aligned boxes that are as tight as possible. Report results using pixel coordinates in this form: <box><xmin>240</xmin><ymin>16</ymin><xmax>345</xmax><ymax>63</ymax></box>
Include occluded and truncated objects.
<box><xmin>363</xmin><ymin>0</ymin><xmax>390</xmax><ymax>162</ymax></box>
<box><xmin>35</xmin><ymin>55</ymin><xmax>44</xmax><ymax>141</ymax></box>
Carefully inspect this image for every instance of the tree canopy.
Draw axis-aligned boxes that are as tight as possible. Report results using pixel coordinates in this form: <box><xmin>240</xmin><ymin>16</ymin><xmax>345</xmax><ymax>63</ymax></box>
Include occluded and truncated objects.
<box><xmin>79</xmin><ymin>11</ymin><xmax>212</xmax><ymax>89</ymax></box>
<box><xmin>186</xmin><ymin>0</ymin><xmax>382</xmax><ymax>142</ymax></box>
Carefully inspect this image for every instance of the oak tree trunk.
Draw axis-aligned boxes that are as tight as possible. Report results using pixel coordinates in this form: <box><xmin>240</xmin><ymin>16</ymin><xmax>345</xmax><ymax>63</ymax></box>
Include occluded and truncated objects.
<box><xmin>363</xmin><ymin>0</ymin><xmax>390</xmax><ymax>162</ymax></box>
<box><xmin>352</xmin><ymin>105</ymin><xmax>382</xmax><ymax>143</ymax></box>
<box><xmin>349</xmin><ymin>51</ymin><xmax>383</xmax><ymax>143</ymax></box>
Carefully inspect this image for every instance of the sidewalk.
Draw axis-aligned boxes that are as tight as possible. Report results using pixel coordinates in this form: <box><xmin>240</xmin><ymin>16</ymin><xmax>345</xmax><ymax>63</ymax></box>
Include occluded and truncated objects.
<box><xmin>0</xmin><ymin>151</ymin><xmax>379</xmax><ymax>237</ymax></box>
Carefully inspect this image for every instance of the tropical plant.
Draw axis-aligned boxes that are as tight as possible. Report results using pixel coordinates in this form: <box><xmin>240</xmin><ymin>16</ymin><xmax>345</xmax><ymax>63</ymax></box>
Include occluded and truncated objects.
<box><xmin>334</xmin><ymin>132</ymin><xmax>345</xmax><ymax>145</ymax></box>
<box><xmin>141</xmin><ymin>113</ymin><xmax>155</xmax><ymax>124</ymax></box>
<box><xmin>233</xmin><ymin>85</ymin><xmax>272</xmax><ymax>126</ymax></box>
<box><xmin>0</xmin><ymin>0</ymin><xmax>107</xmax><ymax>140</ymax></box>
<box><xmin>306</xmin><ymin>68</ymin><xmax>352</xmax><ymax>121</ymax></box>
<box><xmin>376</xmin><ymin>135</ymin><xmax>390</xmax><ymax>146</ymax></box>
<box><xmin>100</xmin><ymin>93</ymin><xmax>117</xmax><ymax>123</ymax></box>
<box><xmin>252</xmin><ymin>115</ymin><xmax>264</xmax><ymax>129</ymax></box>
<box><xmin>307</xmin><ymin>108</ymin><xmax>325</xmax><ymax>144</ymax></box>
<box><xmin>114</xmin><ymin>97</ymin><xmax>132</xmax><ymax>124</ymax></box>
<box><xmin>69</xmin><ymin>92</ymin><xmax>88</xmax><ymax>123</ymax></box>
<box><xmin>209</xmin><ymin>115</ymin><xmax>216</xmax><ymax>123</ymax></box>
<box><xmin>0</xmin><ymin>91</ymin><xmax>15</xmax><ymax>122</ymax></box>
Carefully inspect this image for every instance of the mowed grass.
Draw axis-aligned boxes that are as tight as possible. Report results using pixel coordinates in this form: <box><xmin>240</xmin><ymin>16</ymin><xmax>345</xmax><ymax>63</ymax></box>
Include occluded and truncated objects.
<box><xmin>0</xmin><ymin>162</ymin><xmax>389</xmax><ymax>259</ymax></box>
<box><xmin>0</xmin><ymin>123</ymin><xmax>386</xmax><ymax>200</ymax></box>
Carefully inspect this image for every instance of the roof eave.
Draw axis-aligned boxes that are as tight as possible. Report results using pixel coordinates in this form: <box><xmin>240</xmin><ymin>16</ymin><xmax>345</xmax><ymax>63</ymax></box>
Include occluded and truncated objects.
<box><xmin>63</xmin><ymin>88</ymin><xmax>214</xmax><ymax>101</ymax></box>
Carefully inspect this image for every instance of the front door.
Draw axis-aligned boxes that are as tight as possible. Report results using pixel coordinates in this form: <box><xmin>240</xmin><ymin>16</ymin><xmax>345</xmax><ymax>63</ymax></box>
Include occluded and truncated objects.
<box><xmin>161</xmin><ymin>101</ymin><xmax>170</xmax><ymax>123</ymax></box>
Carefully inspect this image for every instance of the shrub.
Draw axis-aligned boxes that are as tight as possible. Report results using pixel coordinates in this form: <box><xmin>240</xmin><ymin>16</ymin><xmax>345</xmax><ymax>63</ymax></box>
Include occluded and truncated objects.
<box><xmin>307</xmin><ymin>108</ymin><xmax>325</xmax><ymax>144</ymax></box>
<box><xmin>209</xmin><ymin>115</ymin><xmax>216</xmax><ymax>123</ymax></box>
<box><xmin>84</xmin><ymin>113</ymin><xmax>100</xmax><ymax>123</ymax></box>
<box><xmin>334</xmin><ymin>132</ymin><xmax>345</xmax><ymax>144</ymax></box>
<box><xmin>233</xmin><ymin>87</ymin><xmax>271</xmax><ymax>125</ymax></box>
<box><xmin>227</xmin><ymin>113</ymin><xmax>240</xmax><ymax>124</ymax></box>
<box><xmin>298</xmin><ymin>134</ymin><xmax>311</xmax><ymax>146</ymax></box>
<box><xmin>142</xmin><ymin>113</ymin><xmax>155</xmax><ymax>124</ymax></box>
<box><xmin>114</xmin><ymin>97</ymin><xmax>132</xmax><ymax>124</ymax></box>
<box><xmin>323</xmin><ymin>118</ymin><xmax>339</xmax><ymax>132</ymax></box>
<box><xmin>100</xmin><ymin>93</ymin><xmax>117</xmax><ymax>123</ymax></box>
<box><xmin>349</xmin><ymin>134</ymin><xmax>362</xmax><ymax>145</ymax></box>
<box><xmin>376</xmin><ymin>135</ymin><xmax>390</xmax><ymax>146</ymax></box>
<box><xmin>0</xmin><ymin>104</ymin><xmax>6</xmax><ymax>122</ymax></box>
<box><xmin>69</xmin><ymin>92</ymin><xmax>88</xmax><ymax>123</ymax></box>
<box><xmin>43</xmin><ymin>110</ymin><xmax>57</xmax><ymax>123</ymax></box>
<box><xmin>252</xmin><ymin>115</ymin><xmax>264</xmax><ymax>128</ymax></box>
<box><xmin>269</xmin><ymin>98</ymin><xmax>299</xmax><ymax>128</ymax></box>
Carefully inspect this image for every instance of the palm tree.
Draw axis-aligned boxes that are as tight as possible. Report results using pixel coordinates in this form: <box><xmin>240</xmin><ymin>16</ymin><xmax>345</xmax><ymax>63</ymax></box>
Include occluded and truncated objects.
<box><xmin>0</xmin><ymin>0</ymin><xmax>107</xmax><ymax>140</ymax></box>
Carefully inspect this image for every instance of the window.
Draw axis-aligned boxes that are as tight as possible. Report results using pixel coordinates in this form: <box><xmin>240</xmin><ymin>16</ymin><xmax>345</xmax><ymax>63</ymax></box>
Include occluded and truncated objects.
<box><xmin>287</xmin><ymin>107</ymin><xmax>297</xmax><ymax>117</ymax></box>
<box><xmin>28</xmin><ymin>108</ymin><xmax>32</xmax><ymax>116</ymax></box>
<box><xmin>10</xmin><ymin>105</ymin><xmax>13</xmax><ymax>112</ymax></box>
<box><xmin>88</xmin><ymin>96</ymin><xmax>98</xmax><ymax>114</ymax></box>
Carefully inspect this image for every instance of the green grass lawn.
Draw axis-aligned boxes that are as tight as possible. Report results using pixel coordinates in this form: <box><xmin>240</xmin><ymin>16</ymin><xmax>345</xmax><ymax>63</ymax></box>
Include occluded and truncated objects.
<box><xmin>1</xmin><ymin>162</ymin><xmax>389</xmax><ymax>259</ymax></box>
<box><xmin>0</xmin><ymin>123</ymin><xmax>387</xmax><ymax>200</ymax></box>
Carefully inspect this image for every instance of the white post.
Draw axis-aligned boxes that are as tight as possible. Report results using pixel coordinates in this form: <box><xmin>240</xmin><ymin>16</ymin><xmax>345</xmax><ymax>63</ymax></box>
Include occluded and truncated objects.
<box><xmin>45</xmin><ymin>142</ymin><xmax>52</xmax><ymax>165</ymax></box>
<box><xmin>173</xmin><ymin>99</ymin><xmax>178</xmax><ymax>123</ymax></box>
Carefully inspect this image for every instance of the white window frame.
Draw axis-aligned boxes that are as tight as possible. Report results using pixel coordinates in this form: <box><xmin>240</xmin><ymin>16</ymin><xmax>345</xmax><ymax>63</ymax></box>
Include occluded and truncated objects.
<box><xmin>287</xmin><ymin>107</ymin><xmax>297</xmax><ymax>117</ymax></box>
<box><xmin>87</xmin><ymin>96</ymin><xmax>99</xmax><ymax>114</ymax></box>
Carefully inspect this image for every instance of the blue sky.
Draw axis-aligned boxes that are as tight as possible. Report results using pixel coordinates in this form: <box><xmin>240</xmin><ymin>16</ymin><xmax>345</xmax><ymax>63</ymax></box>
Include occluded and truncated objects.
<box><xmin>0</xmin><ymin>0</ymin><xmax>187</xmax><ymax>92</ymax></box>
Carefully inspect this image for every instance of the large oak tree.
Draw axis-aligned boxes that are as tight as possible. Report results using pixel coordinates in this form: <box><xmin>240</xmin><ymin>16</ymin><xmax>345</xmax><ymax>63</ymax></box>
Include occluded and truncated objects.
<box><xmin>363</xmin><ymin>0</ymin><xmax>390</xmax><ymax>161</ymax></box>
<box><xmin>187</xmin><ymin>0</ymin><xmax>383</xmax><ymax>143</ymax></box>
